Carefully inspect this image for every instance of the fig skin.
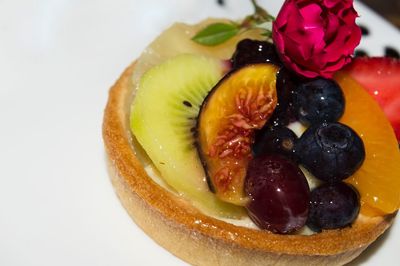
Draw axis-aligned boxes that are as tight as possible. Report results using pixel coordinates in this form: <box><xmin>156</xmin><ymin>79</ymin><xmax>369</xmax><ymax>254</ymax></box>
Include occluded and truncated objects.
<box><xmin>196</xmin><ymin>64</ymin><xmax>279</xmax><ymax>205</ymax></box>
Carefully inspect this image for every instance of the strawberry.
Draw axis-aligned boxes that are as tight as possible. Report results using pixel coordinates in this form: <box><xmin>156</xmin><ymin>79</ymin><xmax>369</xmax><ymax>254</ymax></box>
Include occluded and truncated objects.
<box><xmin>344</xmin><ymin>57</ymin><xmax>400</xmax><ymax>141</ymax></box>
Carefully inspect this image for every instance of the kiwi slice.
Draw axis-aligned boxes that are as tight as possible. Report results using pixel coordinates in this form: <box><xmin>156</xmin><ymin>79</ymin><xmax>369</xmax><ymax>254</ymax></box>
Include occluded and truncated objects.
<box><xmin>130</xmin><ymin>54</ymin><xmax>244</xmax><ymax>217</ymax></box>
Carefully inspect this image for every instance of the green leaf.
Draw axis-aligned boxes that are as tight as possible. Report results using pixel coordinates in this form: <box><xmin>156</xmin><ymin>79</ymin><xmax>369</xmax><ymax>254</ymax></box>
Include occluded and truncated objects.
<box><xmin>251</xmin><ymin>0</ymin><xmax>275</xmax><ymax>22</ymax></box>
<box><xmin>192</xmin><ymin>23</ymin><xmax>240</xmax><ymax>46</ymax></box>
<box><xmin>261</xmin><ymin>29</ymin><xmax>272</xmax><ymax>38</ymax></box>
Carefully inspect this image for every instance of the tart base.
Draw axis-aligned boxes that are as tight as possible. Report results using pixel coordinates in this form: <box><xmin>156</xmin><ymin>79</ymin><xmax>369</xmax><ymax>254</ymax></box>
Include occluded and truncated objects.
<box><xmin>103</xmin><ymin>62</ymin><xmax>395</xmax><ymax>266</ymax></box>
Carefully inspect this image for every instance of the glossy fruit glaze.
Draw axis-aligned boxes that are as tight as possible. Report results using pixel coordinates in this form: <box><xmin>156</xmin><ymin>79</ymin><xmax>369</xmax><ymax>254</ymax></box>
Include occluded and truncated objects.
<box><xmin>337</xmin><ymin>73</ymin><xmax>400</xmax><ymax>215</ymax></box>
<box><xmin>307</xmin><ymin>182</ymin><xmax>360</xmax><ymax>232</ymax></box>
<box><xmin>294</xmin><ymin>78</ymin><xmax>345</xmax><ymax>126</ymax></box>
<box><xmin>231</xmin><ymin>39</ymin><xmax>281</xmax><ymax>69</ymax></box>
<box><xmin>295</xmin><ymin>122</ymin><xmax>365</xmax><ymax>183</ymax></box>
<box><xmin>345</xmin><ymin>57</ymin><xmax>400</xmax><ymax>140</ymax></box>
<box><xmin>197</xmin><ymin>64</ymin><xmax>278</xmax><ymax>205</ymax></box>
<box><xmin>245</xmin><ymin>154</ymin><xmax>310</xmax><ymax>234</ymax></box>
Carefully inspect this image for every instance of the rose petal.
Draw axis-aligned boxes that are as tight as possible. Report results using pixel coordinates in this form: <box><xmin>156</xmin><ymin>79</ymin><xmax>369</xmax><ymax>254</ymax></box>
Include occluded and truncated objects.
<box><xmin>274</xmin><ymin>0</ymin><xmax>298</xmax><ymax>28</ymax></box>
<box><xmin>272</xmin><ymin>0</ymin><xmax>361</xmax><ymax>78</ymax></box>
<box><xmin>339</xmin><ymin>7</ymin><xmax>359</xmax><ymax>24</ymax></box>
<box><xmin>327</xmin><ymin>0</ymin><xmax>353</xmax><ymax>13</ymax></box>
<box><xmin>284</xmin><ymin>2</ymin><xmax>306</xmax><ymax>32</ymax></box>
<box><xmin>323</xmin><ymin>0</ymin><xmax>342</xmax><ymax>9</ymax></box>
<box><xmin>320</xmin><ymin>56</ymin><xmax>352</xmax><ymax>77</ymax></box>
<box><xmin>283</xmin><ymin>34</ymin><xmax>307</xmax><ymax>63</ymax></box>
<box><xmin>272</xmin><ymin>24</ymin><xmax>285</xmax><ymax>54</ymax></box>
<box><xmin>299</xmin><ymin>3</ymin><xmax>323</xmax><ymax>29</ymax></box>
<box><xmin>343</xmin><ymin>24</ymin><xmax>362</xmax><ymax>53</ymax></box>
<box><xmin>325</xmin><ymin>13</ymin><xmax>339</xmax><ymax>42</ymax></box>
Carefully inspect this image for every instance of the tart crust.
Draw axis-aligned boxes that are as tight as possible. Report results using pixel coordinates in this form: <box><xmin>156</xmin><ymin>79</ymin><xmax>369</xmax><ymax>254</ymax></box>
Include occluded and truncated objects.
<box><xmin>103</xmin><ymin>62</ymin><xmax>395</xmax><ymax>266</ymax></box>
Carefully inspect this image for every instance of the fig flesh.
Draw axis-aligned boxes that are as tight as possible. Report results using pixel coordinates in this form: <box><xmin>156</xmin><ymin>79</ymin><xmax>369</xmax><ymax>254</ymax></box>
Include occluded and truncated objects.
<box><xmin>197</xmin><ymin>64</ymin><xmax>279</xmax><ymax>205</ymax></box>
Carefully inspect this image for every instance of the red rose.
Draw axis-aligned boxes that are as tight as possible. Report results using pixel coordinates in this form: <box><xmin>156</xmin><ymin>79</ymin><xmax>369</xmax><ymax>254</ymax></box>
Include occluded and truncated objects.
<box><xmin>273</xmin><ymin>0</ymin><xmax>361</xmax><ymax>78</ymax></box>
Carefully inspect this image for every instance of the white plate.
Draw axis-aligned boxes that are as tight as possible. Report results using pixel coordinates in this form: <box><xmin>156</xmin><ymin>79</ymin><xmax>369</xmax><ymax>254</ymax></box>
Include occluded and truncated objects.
<box><xmin>0</xmin><ymin>0</ymin><xmax>399</xmax><ymax>265</ymax></box>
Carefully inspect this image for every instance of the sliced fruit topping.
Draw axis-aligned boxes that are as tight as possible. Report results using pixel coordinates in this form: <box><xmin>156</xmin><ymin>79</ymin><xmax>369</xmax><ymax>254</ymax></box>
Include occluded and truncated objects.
<box><xmin>344</xmin><ymin>57</ymin><xmax>400</xmax><ymax>140</ymax></box>
<box><xmin>197</xmin><ymin>64</ymin><xmax>279</xmax><ymax>205</ymax></box>
<box><xmin>307</xmin><ymin>182</ymin><xmax>360</xmax><ymax>232</ymax></box>
<box><xmin>294</xmin><ymin>78</ymin><xmax>345</xmax><ymax>126</ymax></box>
<box><xmin>245</xmin><ymin>155</ymin><xmax>310</xmax><ymax>234</ymax></box>
<box><xmin>253</xmin><ymin>126</ymin><xmax>298</xmax><ymax>160</ymax></box>
<box><xmin>133</xmin><ymin>19</ymin><xmax>266</xmax><ymax>86</ymax></box>
<box><xmin>295</xmin><ymin>122</ymin><xmax>365</xmax><ymax>183</ymax></box>
<box><xmin>130</xmin><ymin>54</ymin><xmax>243</xmax><ymax>217</ymax></box>
<box><xmin>337</xmin><ymin>73</ymin><xmax>400</xmax><ymax>214</ymax></box>
<box><xmin>231</xmin><ymin>39</ymin><xmax>281</xmax><ymax>69</ymax></box>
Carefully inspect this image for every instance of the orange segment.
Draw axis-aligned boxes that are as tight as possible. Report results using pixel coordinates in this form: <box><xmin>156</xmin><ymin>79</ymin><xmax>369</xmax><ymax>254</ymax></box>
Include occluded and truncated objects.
<box><xmin>360</xmin><ymin>204</ymin><xmax>386</xmax><ymax>217</ymax></box>
<box><xmin>336</xmin><ymin>72</ymin><xmax>400</xmax><ymax>215</ymax></box>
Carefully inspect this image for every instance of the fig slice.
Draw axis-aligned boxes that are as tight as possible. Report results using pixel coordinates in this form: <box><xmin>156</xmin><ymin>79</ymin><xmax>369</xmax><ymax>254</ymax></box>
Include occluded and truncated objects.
<box><xmin>197</xmin><ymin>64</ymin><xmax>279</xmax><ymax>205</ymax></box>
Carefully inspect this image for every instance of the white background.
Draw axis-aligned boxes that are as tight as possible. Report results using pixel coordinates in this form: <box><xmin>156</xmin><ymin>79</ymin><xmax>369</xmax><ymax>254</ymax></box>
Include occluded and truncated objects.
<box><xmin>0</xmin><ymin>0</ymin><xmax>399</xmax><ymax>265</ymax></box>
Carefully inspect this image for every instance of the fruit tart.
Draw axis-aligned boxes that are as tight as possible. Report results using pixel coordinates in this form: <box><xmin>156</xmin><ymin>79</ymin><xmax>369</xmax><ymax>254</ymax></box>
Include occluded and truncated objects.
<box><xmin>103</xmin><ymin>0</ymin><xmax>400</xmax><ymax>265</ymax></box>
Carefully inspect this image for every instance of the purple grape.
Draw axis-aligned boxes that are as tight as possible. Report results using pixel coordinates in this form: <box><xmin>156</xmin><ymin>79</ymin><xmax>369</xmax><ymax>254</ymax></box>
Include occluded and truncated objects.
<box><xmin>245</xmin><ymin>155</ymin><xmax>310</xmax><ymax>234</ymax></box>
<box><xmin>307</xmin><ymin>182</ymin><xmax>360</xmax><ymax>232</ymax></box>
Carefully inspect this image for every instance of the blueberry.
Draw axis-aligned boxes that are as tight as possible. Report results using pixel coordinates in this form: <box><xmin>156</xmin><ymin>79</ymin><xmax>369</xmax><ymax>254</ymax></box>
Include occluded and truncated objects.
<box><xmin>253</xmin><ymin>126</ymin><xmax>298</xmax><ymax>160</ymax></box>
<box><xmin>294</xmin><ymin>78</ymin><xmax>345</xmax><ymax>126</ymax></box>
<box><xmin>295</xmin><ymin>122</ymin><xmax>365</xmax><ymax>182</ymax></box>
<box><xmin>231</xmin><ymin>39</ymin><xmax>281</xmax><ymax>69</ymax></box>
<box><xmin>307</xmin><ymin>182</ymin><xmax>360</xmax><ymax>232</ymax></box>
